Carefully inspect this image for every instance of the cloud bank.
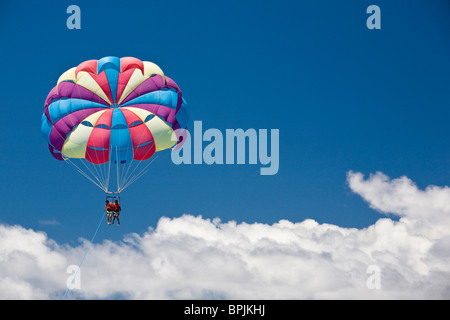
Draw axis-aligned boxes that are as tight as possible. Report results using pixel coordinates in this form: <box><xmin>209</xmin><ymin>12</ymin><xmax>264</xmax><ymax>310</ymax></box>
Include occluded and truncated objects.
<box><xmin>1</xmin><ymin>171</ymin><xmax>449</xmax><ymax>299</ymax></box>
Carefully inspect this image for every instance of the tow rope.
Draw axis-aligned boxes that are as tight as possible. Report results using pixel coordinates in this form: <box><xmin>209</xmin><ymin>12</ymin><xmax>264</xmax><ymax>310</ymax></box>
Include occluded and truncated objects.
<box><xmin>62</xmin><ymin>212</ymin><xmax>105</xmax><ymax>300</ymax></box>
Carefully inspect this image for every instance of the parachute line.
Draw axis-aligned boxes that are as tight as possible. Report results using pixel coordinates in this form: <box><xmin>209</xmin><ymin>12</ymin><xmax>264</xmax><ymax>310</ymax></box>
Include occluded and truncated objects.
<box><xmin>119</xmin><ymin>154</ymin><xmax>160</xmax><ymax>193</ymax></box>
<box><xmin>65</xmin><ymin>158</ymin><xmax>106</xmax><ymax>191</ymax></box>
<box><xmin>79</xmin><ymin>157</ymin><xmax>106</xmax><ymax>189</ymax></box>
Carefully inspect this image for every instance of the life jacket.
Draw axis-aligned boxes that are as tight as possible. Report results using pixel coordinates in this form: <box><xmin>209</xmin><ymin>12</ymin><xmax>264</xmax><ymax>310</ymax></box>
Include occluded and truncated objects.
<box><xmin>113</xmin><ymin>202</ymin><xmax>121</xmax><ymax>212</ymax></box>
<box><xmin>106</xmin><ymin>202</ymin><xmax>113</xmax><ymax>211</ymax></box>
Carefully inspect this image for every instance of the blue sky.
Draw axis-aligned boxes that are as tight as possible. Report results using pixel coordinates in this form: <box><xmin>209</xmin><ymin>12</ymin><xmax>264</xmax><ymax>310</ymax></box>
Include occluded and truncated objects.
<box><xmin>0</xmin><ymin>0</ymin><xmax>448</xmax><ymax>246</ymax></box>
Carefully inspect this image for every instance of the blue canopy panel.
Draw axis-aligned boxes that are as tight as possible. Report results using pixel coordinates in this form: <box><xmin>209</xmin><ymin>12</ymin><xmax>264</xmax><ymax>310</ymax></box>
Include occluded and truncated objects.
<box><xmin>109</xmin><ymin>109</ymin><xmax>133</xmax><ymax>165</ymax></box>
<box><xmin>98</xmin><ymin>56</ymin><xmax>121</xmax><ymax>104</ymax></box>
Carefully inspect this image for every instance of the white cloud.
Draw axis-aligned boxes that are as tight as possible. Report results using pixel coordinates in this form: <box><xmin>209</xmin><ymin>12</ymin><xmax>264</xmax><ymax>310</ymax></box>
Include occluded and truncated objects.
<box><xmin>1</xmin><ymin>171</ymin><xmax>450</xmax><ymax>299</ymax></box>
<box><xmin>347</xmin><ymin>170</ymin><xmax>450</xmax><ymax>239</ymax></box>
<box><xmin>0</xmin><ymin>225</ymin><xmax>66</xmax><ymax>299</ymax></box>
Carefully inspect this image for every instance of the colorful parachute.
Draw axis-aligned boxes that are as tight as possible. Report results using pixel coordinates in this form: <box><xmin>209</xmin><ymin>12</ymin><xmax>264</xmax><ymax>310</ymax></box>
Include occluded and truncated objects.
<box><xmin>41</xmin><ymin>56</ymin><xmax>188</xmax><ymax>193</ymax></box>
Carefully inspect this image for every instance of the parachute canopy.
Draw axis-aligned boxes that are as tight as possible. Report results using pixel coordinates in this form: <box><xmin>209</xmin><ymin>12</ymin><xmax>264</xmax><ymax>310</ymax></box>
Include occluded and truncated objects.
<box><xmin>41</xmin><ymin>56</ymin><xmax>188</xmax><ymax>192</ymax></box>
